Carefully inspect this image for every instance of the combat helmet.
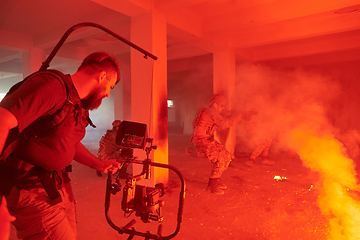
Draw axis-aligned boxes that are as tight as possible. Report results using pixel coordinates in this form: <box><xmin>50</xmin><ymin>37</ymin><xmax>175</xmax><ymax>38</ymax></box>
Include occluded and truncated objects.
<box><xmin>209</xmin><ymin>94</ymin><xmax>227</xmax><ymax>107</ymax></box>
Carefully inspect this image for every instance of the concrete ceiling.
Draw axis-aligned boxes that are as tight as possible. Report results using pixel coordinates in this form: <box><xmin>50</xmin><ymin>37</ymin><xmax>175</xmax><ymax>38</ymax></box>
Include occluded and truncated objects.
<box><xmin>1</xmin><ymin>0</ymin><xmax>360</xmax><ymax>79</ymax></box>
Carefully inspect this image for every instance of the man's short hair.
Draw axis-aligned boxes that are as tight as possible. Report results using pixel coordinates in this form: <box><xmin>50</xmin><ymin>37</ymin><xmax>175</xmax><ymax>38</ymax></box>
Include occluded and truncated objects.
<box><xmin>78</xmin><ymin>52</ymin><xmax>120</xmax><ymax>83</ymax></box>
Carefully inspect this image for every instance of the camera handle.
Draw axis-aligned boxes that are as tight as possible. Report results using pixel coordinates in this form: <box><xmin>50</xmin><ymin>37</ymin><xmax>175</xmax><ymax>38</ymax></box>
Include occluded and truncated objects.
<box><xmin>105</xmin><ymin>159</ymin><xmax>186</xmax><ymax>240</ymax></box>
<box><xmin>130</xmin><ymin>138</ymin><xmax>157</xmax><ymax>181</ymax></box>
<box><xmin>143</xmin><ymin>138</ymin><xmax>157</xmax><ymax>179</ymax></box>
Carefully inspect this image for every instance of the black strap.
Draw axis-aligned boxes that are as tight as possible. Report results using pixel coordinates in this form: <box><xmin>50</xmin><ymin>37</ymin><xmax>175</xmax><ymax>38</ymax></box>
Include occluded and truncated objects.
<box><xmin>1</xmin><ymin>138</ymin><xmax>20</xmax><ymax>161</ymax></box>
<box><xmin>0</xmin><ymin>164</ymin><xmax>27</xmax><ymax>197</ymax></box>
<box><xmin>0</xmin><ymin>163</ymin><xmax>64</xmax><ymax>205</ymax></box>
<box><xmin>1</xmin><ymin>70</ymin><xmax>69</xmax><ymax>162</ymax></box>
<box><xmin>35</xmin><ymin>167</ymin><xmax>62</xmax><ymax>205</ymax></box>
<box><xmin>0</xmin><ymin>70</ymin><xmax>70</xmax><ymax>205</ymax></box>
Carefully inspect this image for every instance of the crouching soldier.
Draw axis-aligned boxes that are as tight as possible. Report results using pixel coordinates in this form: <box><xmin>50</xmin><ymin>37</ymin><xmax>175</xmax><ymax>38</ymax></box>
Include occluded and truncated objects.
<box><xmin>189</xmin><ymin>94</ymin><xmax>243</xmax><ymax>194</ymax></box>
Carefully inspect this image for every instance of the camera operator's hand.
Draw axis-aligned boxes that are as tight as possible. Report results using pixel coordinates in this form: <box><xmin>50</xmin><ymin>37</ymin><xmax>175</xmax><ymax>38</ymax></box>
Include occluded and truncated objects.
<box><xmin>1</xmin><ymin>195</ymin><xmax>16</xmax><ymax>240</ymax></box>
<box><xmin>100</xmin><ymin>159</ymin><xmax>121</xmax><ymax>174</ymax></box>
<box><xmin>74</xmin><ymin>143</ymin><xmax>121</xmax><ymax>174</ymax></box>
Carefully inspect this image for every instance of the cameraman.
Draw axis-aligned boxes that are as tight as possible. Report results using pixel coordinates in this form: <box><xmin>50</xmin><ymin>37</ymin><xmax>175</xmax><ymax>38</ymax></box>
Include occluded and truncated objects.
<box><xmin>0</xmin><ymin>52</ymin><xmax>121</xmax><ymax>239</ymax></box>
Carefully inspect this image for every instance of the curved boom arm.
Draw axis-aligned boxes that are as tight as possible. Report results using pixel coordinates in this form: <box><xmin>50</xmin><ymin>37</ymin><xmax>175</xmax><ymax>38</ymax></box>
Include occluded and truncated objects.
<box><xmin>40</xmin><ymin>22</ymin><xmax>158</xmax><ymax>71</ymax></box>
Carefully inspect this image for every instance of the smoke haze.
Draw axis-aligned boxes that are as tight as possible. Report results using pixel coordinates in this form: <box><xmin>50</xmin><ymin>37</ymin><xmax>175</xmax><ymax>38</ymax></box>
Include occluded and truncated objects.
<box><xmin>233</xmin><ymin>63</ymin><xmax>360</xmax><ymax>239</ymax></box>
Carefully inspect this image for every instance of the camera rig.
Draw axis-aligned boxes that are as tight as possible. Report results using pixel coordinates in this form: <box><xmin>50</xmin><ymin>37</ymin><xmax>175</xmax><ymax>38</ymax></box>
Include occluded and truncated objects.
<box><xmin>105</xmin><ymin>121</ymin><xmax>186</xmax><ymax>240</ymax></box>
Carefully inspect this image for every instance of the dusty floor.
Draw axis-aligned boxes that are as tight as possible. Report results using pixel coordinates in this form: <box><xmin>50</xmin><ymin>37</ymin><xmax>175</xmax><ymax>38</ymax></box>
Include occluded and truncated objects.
<box><xmin>9</xmin><ymin>133</ymin><xmax>331</xmax><ymax>240</ymax></box>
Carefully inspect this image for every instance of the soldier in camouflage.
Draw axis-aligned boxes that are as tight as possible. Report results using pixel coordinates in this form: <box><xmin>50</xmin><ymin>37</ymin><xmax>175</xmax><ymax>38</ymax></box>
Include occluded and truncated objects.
<box><xmin>96</xmin><ymin>120</ymin><xmax>122</xmax><ymax>176</ymax></box>
<box><xmin>189</xmin><ymin>94</ymin><xmax>242</xmax><ymax>194</ymax></box>
<box><xmin>245</xmin><ymin>138</ymin><xmax>274</xmax><ymax>167</ymax></box>
<box><xmin>243</xmin><ymin>94</ymin><xmax>275</xmax><ymax>168</ymax></box>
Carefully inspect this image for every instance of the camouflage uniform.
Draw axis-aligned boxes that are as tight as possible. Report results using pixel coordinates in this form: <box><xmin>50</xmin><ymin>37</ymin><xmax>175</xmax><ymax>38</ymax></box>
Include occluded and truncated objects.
<box><xmin>191</xmin><ymin>107</ymin><xmax>236</xmax><ymax>178</ymax></box>
<box><xmin>245</xmin><ymin>114</ymin><xmax>274</xmax><ymax>167</ymax></box>
<box><xmin>96</xmin><ymin>120</ymin><xmax>122</xmax><ymax>176</ymax></box>
<box><xmin>189</xmin><ymin>94</ymin><xmax>242</xmax><ymax>194</ymax></box>
<box><xmin>97</xmin><ymin>129</ymin><xmax>121</xmax><ymax>161</ymax></box>
<box><xmin>249</xmin><ymin>138</ymin><xmax>272</xmax><ymax>160</ymax></box>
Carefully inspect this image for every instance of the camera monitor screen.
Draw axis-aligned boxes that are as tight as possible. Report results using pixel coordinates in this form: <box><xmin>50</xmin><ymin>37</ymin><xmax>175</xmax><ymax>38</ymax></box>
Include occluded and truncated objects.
<box><xmin>116</xmin><ymin>121</ymin><xmax>147</xmax><ymax>149</ymax></box>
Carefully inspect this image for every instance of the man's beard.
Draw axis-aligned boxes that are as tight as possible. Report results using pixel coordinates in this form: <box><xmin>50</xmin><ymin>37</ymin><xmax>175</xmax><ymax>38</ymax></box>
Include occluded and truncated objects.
<box><xmin>81</xmin><ymin>88</ymin><xmax>105</xmax><ymax>110</ymax></box>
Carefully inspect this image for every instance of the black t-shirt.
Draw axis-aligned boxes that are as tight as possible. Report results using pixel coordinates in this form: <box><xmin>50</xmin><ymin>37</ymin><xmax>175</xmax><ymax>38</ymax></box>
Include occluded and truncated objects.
<box><xmin>0</xmin><ymin>72</ymin><xmax>88</xmax><ymax>171</ymax></box>
<box><xmin>0</xmin><ymin>72</ymin><xmax>67</xmax><ymax>133</ymax></box>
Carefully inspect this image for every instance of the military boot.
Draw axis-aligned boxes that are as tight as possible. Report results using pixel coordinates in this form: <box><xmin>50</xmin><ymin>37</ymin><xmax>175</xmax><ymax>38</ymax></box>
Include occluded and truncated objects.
<box><xmin>261</xmin><ymin>157</ymin><xmax>275</xmax><ymax>165</ymax></box>
<box><xmin>185</xmin><ymin>147</ymin><xmax>204</xmax><ymax>158</ymax></box>
<box><xmin>207</xmin><ymin>178</ymin><xmax>225</xmax><ymax>194</ymax></box>
<box><xmin>245</xmin><ymin>159</ymin><xmax>258</xmax><ymax>168</ymax></box>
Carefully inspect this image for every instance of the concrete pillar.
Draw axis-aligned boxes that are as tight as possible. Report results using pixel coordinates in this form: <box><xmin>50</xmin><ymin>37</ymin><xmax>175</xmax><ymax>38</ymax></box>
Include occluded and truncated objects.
<box><xmin>22</xmin><ymin>47</ymin><xmax>45</xmax><ymax>76</ymax></box>
<box><xmin>213</xmin><ymin>50</ymin><xmax>236</xmax><ymax>157</ymax></box>
<box><xmin>130</xmin><ymin>10</ymin><xmax>168</xmax><ymax>186</ymax></box>
<box><xmin>114</xmin><ymin>62</ymin><xmax>131</xmax><ymax>121</ymax></box>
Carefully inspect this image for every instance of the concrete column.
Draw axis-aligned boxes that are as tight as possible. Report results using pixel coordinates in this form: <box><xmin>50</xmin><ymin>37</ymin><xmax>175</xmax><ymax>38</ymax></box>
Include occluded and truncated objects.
<box><xmin>22</xmin><ymin>47</ymin><xmax>45</xmax><ymax>76</ymax></box>
<box><xmin>130</xmin><ymin>10</ymin><xmax>168</xmax><ymax>185</ymax></box>
<box><xmin>213</xmin><ymin>51</ymin><xmax>236</xmax><ymax>157</ymax></box>
<box><xmin>114</xmin><ymin>62</ymin><xmax>131</xmax><ymax>121</ymax></box>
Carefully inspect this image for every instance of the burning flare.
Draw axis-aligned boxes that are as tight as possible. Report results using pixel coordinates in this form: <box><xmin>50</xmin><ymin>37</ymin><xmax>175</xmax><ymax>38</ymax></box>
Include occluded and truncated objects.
<box><xmin>273</xmin><ymin>175</ymin><xmax>287</xmax><ymax>181</ymax></box>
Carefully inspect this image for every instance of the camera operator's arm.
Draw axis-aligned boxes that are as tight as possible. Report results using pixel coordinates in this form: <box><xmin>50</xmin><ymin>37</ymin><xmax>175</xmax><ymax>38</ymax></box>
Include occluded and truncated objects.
<box><xmin>0</xmin><ymin>195</ymin><xmax>16</xmax><ymax>240</ymax></box>
<box><xmin>74</xmin><ymin>142</ymin><xmax>120</xmax><ymax>173</ymax></box>
<box><xmin>0</xmin><ymin>107</ymin><xmax>18</xmax><ymax>154</ymax></box>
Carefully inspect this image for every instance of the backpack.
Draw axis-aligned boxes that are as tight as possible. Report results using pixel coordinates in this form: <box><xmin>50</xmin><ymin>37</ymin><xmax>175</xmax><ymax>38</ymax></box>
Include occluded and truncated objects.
<box><xmin>0</xmin><ymin>69</ymin><xmax>91</xmax><ymax>205</ymax></box>
<box><xmin>1</xmin><ymin>69</ymin><xmax>71</xmax><ymax>161</ymax></box>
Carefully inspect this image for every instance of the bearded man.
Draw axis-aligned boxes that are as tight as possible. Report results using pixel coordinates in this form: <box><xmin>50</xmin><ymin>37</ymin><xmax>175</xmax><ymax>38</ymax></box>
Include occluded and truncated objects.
<box><xmin>0</xmin><ymin>52</ymin><xmax>121</xmax><ymax>239</ymax></box>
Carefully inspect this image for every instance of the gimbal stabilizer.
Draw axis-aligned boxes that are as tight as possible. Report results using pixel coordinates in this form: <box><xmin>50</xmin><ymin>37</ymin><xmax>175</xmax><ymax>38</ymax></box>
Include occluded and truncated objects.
<box><xmin>105</xmin><ymin>155</ymin><xmax>186</xmax><ymax>239</ymax></box>
<box><xmin>105</xmin><ymin>121</ymin><xmax>186</xmax><ymax>239</ymax></box>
